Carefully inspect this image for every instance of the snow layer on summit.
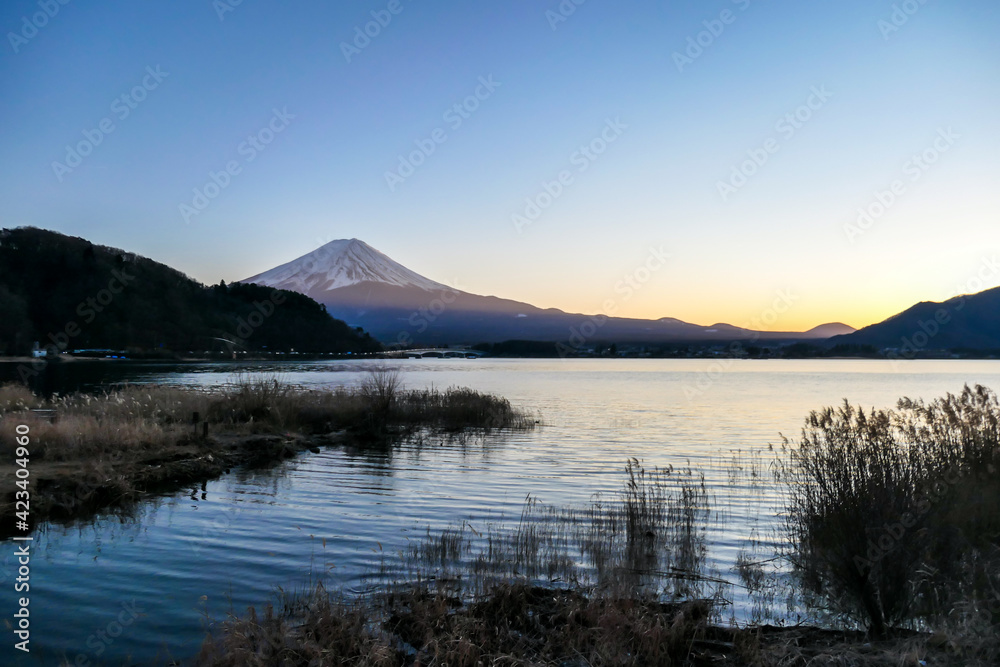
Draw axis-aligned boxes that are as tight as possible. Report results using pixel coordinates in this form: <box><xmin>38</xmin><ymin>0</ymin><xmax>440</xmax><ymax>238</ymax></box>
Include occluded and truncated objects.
<box><xmin>242</xmin><ymin>239</ymin><xmax>447</xmax><ymax>293</ymax></box>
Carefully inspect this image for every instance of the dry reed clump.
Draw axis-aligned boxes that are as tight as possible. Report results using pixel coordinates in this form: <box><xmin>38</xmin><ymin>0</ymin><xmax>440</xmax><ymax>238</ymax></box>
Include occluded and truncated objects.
<box><xmin>360</xmin><ymin>365</ymin><xmax>402</xmax><ymax>414</ymax></box>
<box><xmin>389</xmin><ymin>583</ymin><xmax>710</xmax><ymax>667</ymax></box>
<box><xmin>202</xmin><ymin>369</ymin><xmax>535</xmax><ymax>436</ymax></box>
<box><xmin>206</xmin><ymin>373</ymin><xmax>298</xmax><ymax>429</ymax></box>
<box><xmin>0</xmin><ymin>382</ymin><xmax>42</xmax><ymax>413</ymax></box>
<box><xmin>201</xmin><ymin>370</ymin><xmax>383</xmax><ymax>432</ymax></box>
<box><xmin>196</xmin><ymin>582</ymin><xmax>404</xmax><ymax>667</ymax></box>
<box><xmin>396</xmin><ymin>386</ymin><xmax>536</xmax><ymax>432</ymax></box>
<box><xmin>778</xmin><ymin>384</ymin><xmax>1000</xmax><ymax>643</ymax></box>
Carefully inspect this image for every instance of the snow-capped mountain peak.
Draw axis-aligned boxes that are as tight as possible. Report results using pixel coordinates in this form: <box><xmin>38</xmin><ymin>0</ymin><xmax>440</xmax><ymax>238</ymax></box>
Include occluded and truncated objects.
<box><xmin>241</xmin><ymin>238</ymin><xmax>448</xmax><ymax>293</ymax></box>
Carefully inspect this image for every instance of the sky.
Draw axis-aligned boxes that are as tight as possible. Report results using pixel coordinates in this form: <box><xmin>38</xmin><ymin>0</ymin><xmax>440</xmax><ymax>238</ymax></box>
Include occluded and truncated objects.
<box><xmin>1</xmin><ymin>0</ymin><xmax>998</xmax><ymax>331</ymax></box>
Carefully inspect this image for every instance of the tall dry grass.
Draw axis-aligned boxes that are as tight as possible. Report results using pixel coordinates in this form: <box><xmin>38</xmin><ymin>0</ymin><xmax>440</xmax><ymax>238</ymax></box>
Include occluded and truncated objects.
<box><xmin>779</xmin><ymin>384</ymin><xmax>1000</xmax><ymax>645</ymax></box>
<box><xmin>372</xmin><ymin>460</ymin><xmax>716</xmax><ymax>606</ymax></box>
<box><xmin>360</xmin><ymin>365</ymin><xmax>402</xmax><ymax>413</ymax></box>
<box><xmin>0</xmin><ymin>382</ymin><xmax>41</xmax><ymax>412</ymax></box>
<box><xmin>0</xmin><ymin>372</ymin><xmax>534</xmax><ymax>462</ymax></box>
<box><xmin>198</xmin><ymin>460</ymin><xmax>715</xmax><ymax>666</ymax></box>
<box><xmin>197</xmin><ymin>578</ymin><xmax>711</xmax><ymax>667</ymax></box>
<box><xmin>0</xmin><ymin>383</ymin><xmax>189</xmax><ymax>461</ymax></box>
<box><xmin>0</xmin><ymin>412</ymin><xmax>173</xmax><ymax>461</ymax></box>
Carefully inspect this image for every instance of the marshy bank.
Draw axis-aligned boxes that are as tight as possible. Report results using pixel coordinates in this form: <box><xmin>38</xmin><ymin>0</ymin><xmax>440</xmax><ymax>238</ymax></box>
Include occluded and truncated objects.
<box><xmin>0</xmin><ymin>369</ymin><xmax>535</xmax><ymax>537</ymax></box>
<box><xmin>197</xmin><ymin>580</ymin><xmax>966</xmax><ymax>666</ymax></box>
<box><xmin>199</xmin><ymin>386</ymin><xmax>1000</xmax><ymax>666</ymax></box>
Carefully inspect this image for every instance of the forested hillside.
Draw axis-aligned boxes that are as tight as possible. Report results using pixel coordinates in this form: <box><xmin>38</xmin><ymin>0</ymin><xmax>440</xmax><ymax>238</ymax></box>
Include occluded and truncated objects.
<box><xmin>0</xmin><ymin>227</ymin><xmax>381</xmax><ymax>356</ymax></box>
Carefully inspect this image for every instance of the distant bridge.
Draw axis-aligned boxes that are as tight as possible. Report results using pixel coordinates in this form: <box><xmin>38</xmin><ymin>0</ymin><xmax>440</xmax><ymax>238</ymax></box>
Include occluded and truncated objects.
<box><xmin>383</xmin><ymin>348</ymin><xmax>485</xmax><ymax>359</ymax></box>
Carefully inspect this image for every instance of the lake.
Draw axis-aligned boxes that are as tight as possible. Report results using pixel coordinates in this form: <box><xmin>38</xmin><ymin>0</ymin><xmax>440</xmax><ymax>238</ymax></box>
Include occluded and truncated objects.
<box><xmin>3</xmin><ymin>358</ymin><xmax>1000</xmax><ymax>664</ymax></box>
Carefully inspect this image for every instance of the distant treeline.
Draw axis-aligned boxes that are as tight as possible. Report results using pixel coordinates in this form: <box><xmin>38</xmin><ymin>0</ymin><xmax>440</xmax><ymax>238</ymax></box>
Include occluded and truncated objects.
<box><xmin>0</xmin><ymin>227</ymin><xmax>382</xmax><ymax>356</ymax></box>
<box><xmin>471</xmin><ymin>340</ymin><xmax>891</xmax><ymax>359</ymax></box>
<box><xmin>472</xmin><ymin>340</ymin><xmax>563</xmax><ymax>357</ymax></box>
<box><xmin>471</xmin><ymin>339</ymin><xmax>1000</xmax><ymax>359</ymax></box>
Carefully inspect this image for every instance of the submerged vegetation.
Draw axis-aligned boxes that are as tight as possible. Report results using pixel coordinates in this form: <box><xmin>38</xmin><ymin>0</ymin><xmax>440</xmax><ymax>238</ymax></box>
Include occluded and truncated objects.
<box><xmin>0</xmin><ymin>369</ymin><xmax>534</xmax><ymax>533</ymax></box>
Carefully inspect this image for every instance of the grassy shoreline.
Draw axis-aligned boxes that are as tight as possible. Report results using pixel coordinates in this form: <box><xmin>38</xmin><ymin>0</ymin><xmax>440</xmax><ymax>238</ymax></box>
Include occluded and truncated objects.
<box><xmin>194</xmin><ymin>385</ymin><xmax>1000</xmax><ymax>666</ymax></box>
<box><xmin>0</xmin><ymin>370</ymin><xmax>535</xmax><ymax>537</ymax></box>
<box><xmin>6</xmin><ymin>379</ymin><xmax>998</xmax><ymax>664</ymax></box>
<box><xmin>197</xmin><ymin>581</ymin><xmax>964</xmax><ymax>666</ymax></box>
<box><xmin>194</xmin><ymin>453</ymin><xmax>988</xmax><ymax>667</ymax></box>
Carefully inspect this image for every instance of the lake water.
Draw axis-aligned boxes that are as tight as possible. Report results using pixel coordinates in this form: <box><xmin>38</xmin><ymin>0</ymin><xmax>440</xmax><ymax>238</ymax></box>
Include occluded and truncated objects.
<box><xmin>4</xmin><ymin>358</ymin><xmax>1000</xmax><ymax>665</ymax></box>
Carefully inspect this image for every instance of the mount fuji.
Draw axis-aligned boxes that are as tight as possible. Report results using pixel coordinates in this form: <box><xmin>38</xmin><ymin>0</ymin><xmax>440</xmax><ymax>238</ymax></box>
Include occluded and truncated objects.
<box><xmin>242</xmin><ymin>238</ymin><xmax>448</xmax><ymax>294</ymax></box>
<box><xmin>241</xmin><ymin>239</ymin><xmax>854</xmax><ymax>346</ymax></box>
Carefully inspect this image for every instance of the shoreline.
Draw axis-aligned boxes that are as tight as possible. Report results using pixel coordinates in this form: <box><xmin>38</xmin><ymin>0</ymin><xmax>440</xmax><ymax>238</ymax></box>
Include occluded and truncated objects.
<box><xmin>3</xmin><ymin>354</ymin><xmax>996</xmax><ymax>365</ymax></box>
<box><xmin>0</xmin><ymin>428</ymin><xmax>346</xmax><ymax>540</ymax></box>
<box><xmin>198</xmin><ymin>580</ymin><xmax>960</xmax><ymax>666</ymax></box>
<box><xmin>0</xmin><ymin>376</ymin><xmax>534</xmax><ymax>540</ymax></box>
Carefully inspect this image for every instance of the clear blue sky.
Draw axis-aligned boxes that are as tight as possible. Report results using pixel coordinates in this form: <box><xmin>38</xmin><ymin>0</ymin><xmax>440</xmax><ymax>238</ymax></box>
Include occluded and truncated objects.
<box><xmin>2</xmin><ymin>0</ymin><xmax>998</xmax><ymax>329</ymax></box>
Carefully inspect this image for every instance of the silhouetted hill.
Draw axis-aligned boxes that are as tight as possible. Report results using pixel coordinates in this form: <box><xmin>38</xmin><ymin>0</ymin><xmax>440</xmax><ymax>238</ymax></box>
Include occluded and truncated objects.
<box><xmin>0</xmin><ymin>227</ymin><xmax>381</xmax><ymax>356</ymax></box>
<box><xmin>828</xmin><ymin>287</ymin><xmax>1000</xmax><ymax>352</ymax></box>
<box><xmin>803</xmin><ymin>322</ymin><xmax>855</xmax><ymax>338</ymax></box>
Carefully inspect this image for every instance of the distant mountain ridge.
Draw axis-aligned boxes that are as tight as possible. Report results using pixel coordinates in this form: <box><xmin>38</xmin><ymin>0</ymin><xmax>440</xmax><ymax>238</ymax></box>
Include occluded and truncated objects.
<box><xmin>240</xmin><ymin>239</ymin><xmax>856</xmax><ymax>346</ymax></box>
<box><xmin>805</xmin><ymin>322</ymin><xmax>856</xmax><ymax>338</ymax></box>
<box><xmin>829</xmin><ymin>287</ymin><xmax>1000</xmax><ymax>352</ymax></box>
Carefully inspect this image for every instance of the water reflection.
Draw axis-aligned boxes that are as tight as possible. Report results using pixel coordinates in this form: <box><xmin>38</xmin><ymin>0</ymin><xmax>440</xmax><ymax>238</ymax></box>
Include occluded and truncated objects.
<box><xmin>2</xmin><ymin>359</ymin><xmax>1000</xmax><ymax>664</ymax></box>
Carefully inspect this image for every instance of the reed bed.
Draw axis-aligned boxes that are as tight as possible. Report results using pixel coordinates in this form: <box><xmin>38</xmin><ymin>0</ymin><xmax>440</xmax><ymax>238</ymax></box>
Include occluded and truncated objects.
<box><xmin>0</xmin><ymin>370</ymin><xmax>534</xmax><ymax>536</ymax></box>
<box><xmin>0</xmin><ymin>382</ymin><xmax>42</xmax><ymax>412</ymax></box>
<box><xmin>0</xmin><ymin>369</ymin><xmax>535</xmax><ymax>460</ymax></box>
<box><xmin>198</xmin><ymin>460</ymin><xmax>719</xmax><ymax>666</ymax></box>
<box><xmin>197</xmin><ymin>447</ymin><xmax>996</xmax><ymax>665</ymax></box>
<box><xmin>379</xmin><ymin>459</ymin><xmax>715</xmax><ymax>602</ymax></box>
<box><xmin>768</xmin><ymin>384</ymin><xmax>1000</xmax><ymax>666</ymax></box>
